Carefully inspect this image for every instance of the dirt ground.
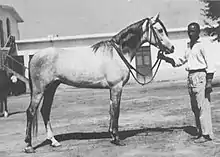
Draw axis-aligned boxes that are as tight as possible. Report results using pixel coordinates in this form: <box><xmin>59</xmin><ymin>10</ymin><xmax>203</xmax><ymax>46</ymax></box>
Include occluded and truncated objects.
<box><xmin>1</xmin><ymin>81</ymin><xmax>220</xmax><ymax>157</ymax></box>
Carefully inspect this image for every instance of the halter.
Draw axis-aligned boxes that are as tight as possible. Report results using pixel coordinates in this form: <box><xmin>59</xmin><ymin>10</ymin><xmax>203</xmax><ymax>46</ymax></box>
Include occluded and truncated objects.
<box><xmin>146</xmin><ymin>17</ymin><xmax>169</xmax><ymax>53</ymax></box>
<box><xmin>110</xmin><ymin>18</ymin><xmax>169</xmax><ymax>86</ymax></box>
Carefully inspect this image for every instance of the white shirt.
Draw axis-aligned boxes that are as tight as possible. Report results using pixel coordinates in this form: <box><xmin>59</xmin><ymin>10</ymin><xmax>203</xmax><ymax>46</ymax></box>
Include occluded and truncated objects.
<box><xmin>172</xmin><ymin>39</ymin><xmax>216</xmax><ymax>73</ymax></box>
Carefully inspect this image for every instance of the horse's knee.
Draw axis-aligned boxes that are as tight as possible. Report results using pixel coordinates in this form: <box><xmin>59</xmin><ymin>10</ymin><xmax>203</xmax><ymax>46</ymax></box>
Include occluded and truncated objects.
<box><xmin>26</xmin><ymin>106</ymin><xmax>36</xmax><ymax>119</ymax></box>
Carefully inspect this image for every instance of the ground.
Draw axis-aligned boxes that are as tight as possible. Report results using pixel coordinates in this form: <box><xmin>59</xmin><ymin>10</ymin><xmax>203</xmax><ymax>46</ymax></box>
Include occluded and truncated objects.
<box><xmin>1</xmin><ymin>81</ymin><xmax>220</xmax><ymax>157</ymax></box>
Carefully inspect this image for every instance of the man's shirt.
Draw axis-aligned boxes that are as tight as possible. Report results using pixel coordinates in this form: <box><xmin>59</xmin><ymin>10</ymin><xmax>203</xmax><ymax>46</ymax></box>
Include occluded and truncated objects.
<box><xmin>172</xmin><ymin>39</ymin><xmax>215</xmax><ymax>73</ymax></box>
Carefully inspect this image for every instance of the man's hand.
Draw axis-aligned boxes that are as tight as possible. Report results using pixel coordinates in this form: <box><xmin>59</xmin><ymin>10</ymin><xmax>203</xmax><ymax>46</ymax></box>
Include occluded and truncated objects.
<box><xmin>205</xmin><ymin>73</ymin><xmax>214</xmax><ymax>94</ymax></box>
<box><xmin>205</xmin><ymin>79</ymin><xmax>213</xmax><ymax>94</ymax></box>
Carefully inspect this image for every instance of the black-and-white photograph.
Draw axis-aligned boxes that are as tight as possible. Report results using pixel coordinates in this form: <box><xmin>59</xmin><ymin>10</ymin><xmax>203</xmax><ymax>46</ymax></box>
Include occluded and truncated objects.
<box><xmin>0</xmin><ymin>0</ymin><xmax>220</xmax><ymax>156</ymax></box>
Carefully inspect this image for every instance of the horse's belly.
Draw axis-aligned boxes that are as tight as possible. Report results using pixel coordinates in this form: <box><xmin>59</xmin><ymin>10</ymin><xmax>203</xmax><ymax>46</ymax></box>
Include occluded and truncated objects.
<box><xmin>59</xmin><ymin>73</ymin><xmax>109</xmax><ymax>88</ymax></box>
<box><xmin>56</xmin><ymin>62</ymin><xmax>109</xmax><ymax>88</ymax></box>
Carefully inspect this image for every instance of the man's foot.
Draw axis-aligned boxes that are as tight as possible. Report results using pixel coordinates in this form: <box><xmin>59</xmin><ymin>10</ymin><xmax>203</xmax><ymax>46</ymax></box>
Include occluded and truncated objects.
<box><xmin>194</xmin><ymin>135</ymin><xmax>212</xmax><ymax>143</ymax></box>
<box><xmin>191</xmin><ymin>134</ymin><xmax>202</xmax><ymax>140</ymax></box>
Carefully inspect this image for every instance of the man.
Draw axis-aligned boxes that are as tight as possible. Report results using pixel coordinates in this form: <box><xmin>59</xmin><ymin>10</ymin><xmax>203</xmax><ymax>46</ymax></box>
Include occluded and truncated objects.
<box><xmin>158</xmin><ymin>22</ymin><xmax>215</xmax><ymax>143</ymax></box>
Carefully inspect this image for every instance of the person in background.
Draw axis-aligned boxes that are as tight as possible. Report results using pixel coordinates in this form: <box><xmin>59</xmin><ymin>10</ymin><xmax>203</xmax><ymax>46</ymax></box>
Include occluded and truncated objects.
<box><xmin>158</xmin><ymin>22</ymin><xmax>215</xmax><ymax>143</ymax></box>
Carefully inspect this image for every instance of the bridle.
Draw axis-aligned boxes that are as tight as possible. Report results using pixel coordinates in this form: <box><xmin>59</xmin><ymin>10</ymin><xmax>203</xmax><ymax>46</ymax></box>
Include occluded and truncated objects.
<box><xmin>110</xmin><ymin>18</ymin><xmax>170</xmax><ymax>86</ymax></box>
<box><xmin>147</xmin><ymin>18</ymin><xmax>169</xmax><ymax>52</ymax></box>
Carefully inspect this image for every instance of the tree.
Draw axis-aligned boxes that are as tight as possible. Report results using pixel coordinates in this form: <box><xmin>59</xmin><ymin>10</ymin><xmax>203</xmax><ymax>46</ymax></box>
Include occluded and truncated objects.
<box><xmin>200</xmin><ymin>1</ymin><xmax>220</xmax><ymax>41</ymax></box>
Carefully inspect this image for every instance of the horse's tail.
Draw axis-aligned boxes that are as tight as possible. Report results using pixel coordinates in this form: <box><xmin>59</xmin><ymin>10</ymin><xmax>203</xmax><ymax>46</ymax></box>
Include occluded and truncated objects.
<box><xmin>28</xmin><ymin>60</ymin><xmax>39</xmax><ymax>137</ymax></box>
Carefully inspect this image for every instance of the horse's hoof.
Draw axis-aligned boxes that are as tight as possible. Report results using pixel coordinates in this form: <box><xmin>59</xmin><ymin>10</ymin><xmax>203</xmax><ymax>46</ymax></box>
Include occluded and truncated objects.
<box><xmin>4</xmin><ymin>111</ymin><xmax>8</xmax><ymax>118</ymax></box>
<box><xmin>51</xmin><ymin>141</ymin><xmax>61</xmax><ymax>147</ymax></box>
<box><xmin>23</xmin><ymin>146</ymin><xmax>35</xmax><ymax>153</ymax></box>
<box><xmin>110</xmin><ymin>139</ymin><xmax>125</xmax><ymax>146</ymax></box>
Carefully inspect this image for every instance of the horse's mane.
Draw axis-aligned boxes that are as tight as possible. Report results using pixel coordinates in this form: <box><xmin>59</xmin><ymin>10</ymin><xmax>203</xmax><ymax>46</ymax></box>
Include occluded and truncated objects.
<box><xmin>91</xmin><ymin>40</ymin><xmax>113</xmax><ymax>53</ymax></box>
<box><xmin>112</xmin><ymin>18</ymin><xmax>148</xmax><ymax>46</ymax></box>
<box><xmin>91</xmin><ymin>18</ymin><xmax>149</xmax><ymax>52</ymax></box>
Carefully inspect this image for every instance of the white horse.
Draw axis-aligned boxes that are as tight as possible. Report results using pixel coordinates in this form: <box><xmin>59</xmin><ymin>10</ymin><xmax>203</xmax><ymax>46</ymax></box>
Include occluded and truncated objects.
<box><xmin>24</xmin><ymin>13</ymin><xmax>174</xmax><ymax>153</ymax></box>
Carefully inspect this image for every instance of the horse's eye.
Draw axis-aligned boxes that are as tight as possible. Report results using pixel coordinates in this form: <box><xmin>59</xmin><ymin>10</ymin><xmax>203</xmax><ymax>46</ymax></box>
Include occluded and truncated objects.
<box><xmin>158</xmin><ymin>29</ymin><xmax>163</xmax><ymax>33</ymax></box>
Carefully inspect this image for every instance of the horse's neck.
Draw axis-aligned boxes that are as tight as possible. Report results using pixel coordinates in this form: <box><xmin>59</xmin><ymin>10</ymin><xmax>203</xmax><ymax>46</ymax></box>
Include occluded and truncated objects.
<box><xmin>125</xmin><ymin>40</ymin><xmax>143</xmax><ymax>62</ymax></box>
<box><xmin>121</xmin><ymin>47</ymin><xmax>136</xmax><ymax>62</ymax></box>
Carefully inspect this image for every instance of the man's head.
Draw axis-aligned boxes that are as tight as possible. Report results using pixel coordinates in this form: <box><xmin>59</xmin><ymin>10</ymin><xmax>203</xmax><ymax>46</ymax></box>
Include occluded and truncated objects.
<box><xmin>187</xmin><ymin>22</ymin><xmax>200</xmax><ymax>41</ymax></box>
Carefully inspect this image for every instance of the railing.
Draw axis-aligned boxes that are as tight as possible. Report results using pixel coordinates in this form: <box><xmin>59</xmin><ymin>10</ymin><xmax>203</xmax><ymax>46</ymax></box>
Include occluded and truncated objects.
<box><xmin>0</xmin><ymin>35</ymin><xmax>30</xmax><ymax>92</ymax></box>
<box><xmin>5</xmin><ymin>53</ymin><xmax>28</xmax><ymax>75</ymax></box>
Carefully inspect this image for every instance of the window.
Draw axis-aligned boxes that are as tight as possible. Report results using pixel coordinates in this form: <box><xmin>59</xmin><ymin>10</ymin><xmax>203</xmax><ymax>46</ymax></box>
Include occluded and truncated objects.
<box><xmin>6</xmin><ymin>18</ymin><xmax>11</xmax><ymax>37</ymax></box>
<box><xmin>135</xmin><ymin>46</ymin><xmax>152</xmax><ymax>78</ymax></box>
<box><xmin>0</xmin><ymin>20</ymin><xmax>4</xmax><ymax>47</ymax></box>
<box><xmin>136</xmin><ymin>56</ymin><xmax>143</xmax><ymax>66</ymax></box>
<box><xmin>136</xmin><ymin>46</ymin><xmax>151</xmax><ymax>66</ymax></box>
<box><xmin>143</xmin><ymin>55</ymin><xmax>150</xmax><ymax>65</ymax></box>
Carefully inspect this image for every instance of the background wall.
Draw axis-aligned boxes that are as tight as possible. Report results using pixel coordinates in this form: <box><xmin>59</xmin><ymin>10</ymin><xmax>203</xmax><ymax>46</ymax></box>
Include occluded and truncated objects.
<box><xmin>16</xmin><ymin>27</ymin><xmax>220</xmax><ymax>84</ymax></box>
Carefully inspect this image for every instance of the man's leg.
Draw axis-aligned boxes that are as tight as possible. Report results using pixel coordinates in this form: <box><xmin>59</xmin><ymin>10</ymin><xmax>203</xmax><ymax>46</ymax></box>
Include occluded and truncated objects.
<box><xmin>188</xmin><ymin>87</ymin><xmax>202</xmax><ymax>136</ymax></box>
<box><xmin>194</xmin><ymin>80</ymin><xmax>213</xmax><ymax>142</ymax></box>
<box><xmin>201</xmin><ymin>92</ymin><xmax>214</xmax><ymax>138</ymax></box>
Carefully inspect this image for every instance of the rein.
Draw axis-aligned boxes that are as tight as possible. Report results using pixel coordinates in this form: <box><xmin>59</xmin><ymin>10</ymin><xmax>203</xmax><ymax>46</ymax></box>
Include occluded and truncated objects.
<box><xmin>110</xmin><ymin>40</ymin><xmax>163</xmax><ymax>86</ymax></box>
<box><xmin>110</xmin><ymin>18</ymin><xmax>168</xmax><ymax>86</ymax></box>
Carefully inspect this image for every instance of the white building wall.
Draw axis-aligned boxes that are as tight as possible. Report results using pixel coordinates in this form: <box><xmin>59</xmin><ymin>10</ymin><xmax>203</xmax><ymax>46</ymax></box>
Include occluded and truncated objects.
<box><xmin>16</xmin><ymin>29</ymin><xmax>220</xmax><ymax>84</ymax></box>
<box><xmin>0</xmin><ymin>8</ymin><xmax>20</xmax><ymax>40</ymax></box>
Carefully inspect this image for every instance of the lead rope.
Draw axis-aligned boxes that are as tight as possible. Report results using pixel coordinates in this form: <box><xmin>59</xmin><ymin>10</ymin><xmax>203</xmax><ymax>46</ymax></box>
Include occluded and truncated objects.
<box><xmin>110</xmin><ymin>40</ymin><xmax>163</xmax><ymax>86</ymax></box>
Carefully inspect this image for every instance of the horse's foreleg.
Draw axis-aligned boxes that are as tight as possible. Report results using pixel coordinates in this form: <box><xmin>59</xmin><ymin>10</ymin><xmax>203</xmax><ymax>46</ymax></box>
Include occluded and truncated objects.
<box><xmin>41</xmin><ymin>82</ymin><xmax>60</xmax><ymax>147</ymax></box>
<box><xmin>109</xmin><ymin>83</ymin><xmax>124</xmax><ymax>146</ymax></box>
<box><xmin>24</xmin><ymin>93</ymin><xmax>43</xmax><ymax>153</ymax></box>
<box><xmin>3</xmin><ymin>98</ymin><xmax>8</xmax><ymax>117</ymax></box>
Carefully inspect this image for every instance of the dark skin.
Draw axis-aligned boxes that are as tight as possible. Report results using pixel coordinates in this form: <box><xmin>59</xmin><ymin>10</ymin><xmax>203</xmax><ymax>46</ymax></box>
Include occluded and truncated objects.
<box><xmin>187</xmin><ymin>25</ymin><xmax>200</xmax><ymax>48</ymax></box>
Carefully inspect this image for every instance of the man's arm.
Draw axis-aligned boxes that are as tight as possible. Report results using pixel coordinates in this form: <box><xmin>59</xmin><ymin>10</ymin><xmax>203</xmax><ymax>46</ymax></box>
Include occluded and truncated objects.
<box><xmin>201</xmin><ymin>42</ymin><xmax>216</xmax><ymax>93</ymax></box>
<box><xmin>157</xmin><ymin>53</ymin><xmax>187</xmax><ymax>67</ymax></box>
<box><xmin>206</xmin><ymin>73</ymin><xmax>214</xmax><ymax>93</ymax></box>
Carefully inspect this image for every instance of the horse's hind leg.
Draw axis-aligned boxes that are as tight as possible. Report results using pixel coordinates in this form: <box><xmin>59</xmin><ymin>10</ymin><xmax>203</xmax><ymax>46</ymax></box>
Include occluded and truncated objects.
<box><xmin>108</xmin><ymin>82</ymin><xmax>124</xmax><ymax>146</ymax></box>
<box><xmin>24</xmin><ymin>92</ymin><xmax>43</xmax><ymax>153</ymax></box>
<box><xmin>41</xmin><ymin>81</ymin><xmax>60</xmax><ymax>147</ymax></box>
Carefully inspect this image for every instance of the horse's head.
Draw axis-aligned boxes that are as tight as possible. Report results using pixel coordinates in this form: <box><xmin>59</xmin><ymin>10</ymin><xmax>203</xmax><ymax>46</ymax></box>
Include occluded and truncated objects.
<box><xmin>142</xmin><ymin>13</ymin><xmax>174</xmax><ymax>54</ymax></box>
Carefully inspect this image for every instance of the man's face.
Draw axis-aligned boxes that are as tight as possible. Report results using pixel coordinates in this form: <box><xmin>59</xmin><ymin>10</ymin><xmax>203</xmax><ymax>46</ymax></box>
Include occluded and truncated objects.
<box><xmin>188</xmin><ymin>25</ymin><xmax>199</xmax><ymax>41</ymax></box>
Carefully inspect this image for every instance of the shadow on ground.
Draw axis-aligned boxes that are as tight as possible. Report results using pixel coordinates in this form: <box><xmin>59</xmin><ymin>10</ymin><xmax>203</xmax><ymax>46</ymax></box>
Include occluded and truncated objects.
<box><xmin>8</xmin><ymin>111</ymin><xmax>25</xmax><ymax>116</ymax></box>
<box><xmin>0</xmin><ymin>111</ymin><xmax>25</xmax><ymax>117</ymax></box>
<box><xmin>34</xmin><ymin>125</ymin><xmax>198</xmax><ymax>150</ymax></box>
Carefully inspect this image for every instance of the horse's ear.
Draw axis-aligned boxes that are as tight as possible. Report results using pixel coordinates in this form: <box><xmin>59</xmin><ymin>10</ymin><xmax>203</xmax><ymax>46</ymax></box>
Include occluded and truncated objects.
<box><xmin>156</xmin><ymin>12</ymin><xmax>160</xmax><ymax>19</ymax></box>
<box><xmin>151</xmin><ymin>13</ymin><xmax>160</xmax><ymax>22</ymax></box>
